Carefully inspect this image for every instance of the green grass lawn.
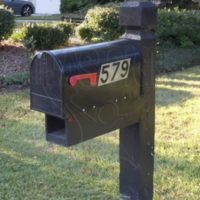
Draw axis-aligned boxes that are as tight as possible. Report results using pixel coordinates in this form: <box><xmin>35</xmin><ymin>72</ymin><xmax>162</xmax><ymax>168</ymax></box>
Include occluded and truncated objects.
<box><xmin>0</xmin><ymin>66</ymin><xmax>200</xmax><ymax>199</ymax></box>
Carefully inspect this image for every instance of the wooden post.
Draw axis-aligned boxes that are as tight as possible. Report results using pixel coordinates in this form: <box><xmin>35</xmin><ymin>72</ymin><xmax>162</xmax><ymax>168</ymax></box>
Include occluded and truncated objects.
<box><xmin>119</xmin><ymin>2</ymin><xmax>157</xmax><ymax>199</ymax></box>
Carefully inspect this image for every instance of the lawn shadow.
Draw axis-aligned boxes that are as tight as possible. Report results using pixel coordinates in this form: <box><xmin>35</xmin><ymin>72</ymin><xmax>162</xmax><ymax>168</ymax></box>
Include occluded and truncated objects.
<box><xmin>0</xmin><ymin>118</ymin><xmax>119</xmax><ymax>199</ymax></box>
<box><xmin>160</xmin><ymin>66</ymin><xmax>200</xmax><ymax>82</ymax></box>
<box><xmin>156</xmin><ymin>87</ymin><xmax>194</xmax><ymax>106</ymax></box>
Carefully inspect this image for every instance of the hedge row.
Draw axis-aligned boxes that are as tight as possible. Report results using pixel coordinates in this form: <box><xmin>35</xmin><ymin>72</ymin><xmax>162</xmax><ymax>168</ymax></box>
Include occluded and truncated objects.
<box><xmin>76</xmin><ymin>6</ymin><xmax>200</xmax><ymax>48</ymax></box>
<box><xmin>60</xmin><ymin>0</ymin><xmax>199</xmax><ymax>13</ymax></box>
<box><xmin>3</xmin><ymin>4</ymin><xmax>199</xmax><ymax>49</ymax></box>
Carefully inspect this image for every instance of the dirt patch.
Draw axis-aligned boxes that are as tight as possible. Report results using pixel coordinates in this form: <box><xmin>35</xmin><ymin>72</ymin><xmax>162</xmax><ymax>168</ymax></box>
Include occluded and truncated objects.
<box><xmin>0</xmin><ymin>40</ymin><xmax>30</xmax><ymax>76</ymax></box>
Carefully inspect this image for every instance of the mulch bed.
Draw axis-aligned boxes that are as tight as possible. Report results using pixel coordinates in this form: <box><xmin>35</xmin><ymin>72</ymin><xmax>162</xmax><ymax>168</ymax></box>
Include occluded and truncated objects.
<box><xmin>0</xmin><ymin>40</ymin><xmax>30</xmax><ymax>76</ymax></box>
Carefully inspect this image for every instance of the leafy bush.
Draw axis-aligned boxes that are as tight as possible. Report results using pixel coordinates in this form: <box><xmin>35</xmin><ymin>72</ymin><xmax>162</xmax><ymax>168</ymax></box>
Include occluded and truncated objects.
<box><xmin>76</xmin><ymin>5</ymin><xmax>123</xmax><ymax>41</ymax></box>
<box><xmin>0</xmin><ymin>6</ymin><xmax>15</xmax><ymax>41</ymax></box>
<box><xmin>157</xmin><ymin>8</ymin><xmax>200</xmax><ymax>48</ymax></box>
<box><xmin>24</xmin><ymin>23</ymin><xmax>73</xmax><ymax>51</ymax></box>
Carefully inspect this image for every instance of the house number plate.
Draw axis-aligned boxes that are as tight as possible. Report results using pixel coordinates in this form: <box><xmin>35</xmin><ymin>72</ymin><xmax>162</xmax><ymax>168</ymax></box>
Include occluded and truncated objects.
<box><xmin>98</xmin><ymin>58</ymin><xmax>131</xmax><ymax>86</ymax></box>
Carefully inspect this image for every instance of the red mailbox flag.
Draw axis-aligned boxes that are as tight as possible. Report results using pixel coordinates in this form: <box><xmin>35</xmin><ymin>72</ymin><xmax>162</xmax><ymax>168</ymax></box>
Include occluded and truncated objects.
<box><xmin>69</xmin><ymin>73</ymin><xmax>97</xmax><ymax>87</ymax></box>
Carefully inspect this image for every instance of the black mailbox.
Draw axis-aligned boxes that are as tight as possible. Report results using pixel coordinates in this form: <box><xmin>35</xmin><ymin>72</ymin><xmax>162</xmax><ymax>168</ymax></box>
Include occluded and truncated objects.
<box><xmin>31</xmin><ymin>39</ymin><xmax>142</xmax><ymax>146</ymax></box>
<box><xmin>30</xmin><ymin>2</ymin><xmax>157</xmax><ymax>199</ymax></box>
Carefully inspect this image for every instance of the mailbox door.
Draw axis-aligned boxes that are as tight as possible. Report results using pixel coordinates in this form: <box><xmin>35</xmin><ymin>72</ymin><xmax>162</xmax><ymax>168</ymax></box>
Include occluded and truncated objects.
<box><xmin>31</xmin><ymin>53</ymin><xmax>64</xmax><ymax>118</ymax></box>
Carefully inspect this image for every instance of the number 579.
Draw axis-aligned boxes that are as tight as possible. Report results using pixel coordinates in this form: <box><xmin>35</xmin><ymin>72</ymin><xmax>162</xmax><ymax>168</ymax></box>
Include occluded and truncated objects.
<box><xmin>98</xmin><ymin>58</ymin><xmax>131</xmax><ymax>86</ymax></box>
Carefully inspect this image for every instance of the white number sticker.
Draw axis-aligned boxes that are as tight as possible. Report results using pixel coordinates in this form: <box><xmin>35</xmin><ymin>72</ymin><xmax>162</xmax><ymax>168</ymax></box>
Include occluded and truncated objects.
<box><xmin>98</xmin><ymin>58</ymin><xmax>131</xmax><ymax>86</ymax></box>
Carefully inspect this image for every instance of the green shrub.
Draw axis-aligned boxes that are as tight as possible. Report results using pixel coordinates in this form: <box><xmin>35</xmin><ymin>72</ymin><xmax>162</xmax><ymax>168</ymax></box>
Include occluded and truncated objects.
<box><xmin>0</xmin><ymin>6</ymin><xmax>15</xmax><ymax>41</ymax></box>
<box><xmin>24</xmin><ymin>23</ymin><xmax>73</xmax><ymax>51</ymax></box>
<box><xmin>157</xmin><ymin>8</ymin><xmax>200</xmax><ymax>47</ymax></box>
<box><xmin>76</xmin><ymin>24</ymin><xmax>93</xmax><ymax>41</ymax></box>
<box><xmin>76</xmin><ymin>5</ymin><xmax>123</xmax><ymax>41</ymax></box>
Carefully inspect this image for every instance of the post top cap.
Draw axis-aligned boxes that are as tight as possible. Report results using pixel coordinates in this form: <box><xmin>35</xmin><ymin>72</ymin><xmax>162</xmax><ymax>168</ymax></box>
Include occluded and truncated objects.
<box><xmin>119</xmin><ymin>1</ymin><xmax>157</xmax><ymax>30</ymax></box>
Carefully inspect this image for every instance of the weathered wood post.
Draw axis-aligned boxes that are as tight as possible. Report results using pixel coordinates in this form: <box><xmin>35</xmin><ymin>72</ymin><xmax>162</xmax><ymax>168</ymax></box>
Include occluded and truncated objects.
<box><xmin>119</xmin><ymin>2</ymin><xmax>157</xmax><ymax>200</ymax></box>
